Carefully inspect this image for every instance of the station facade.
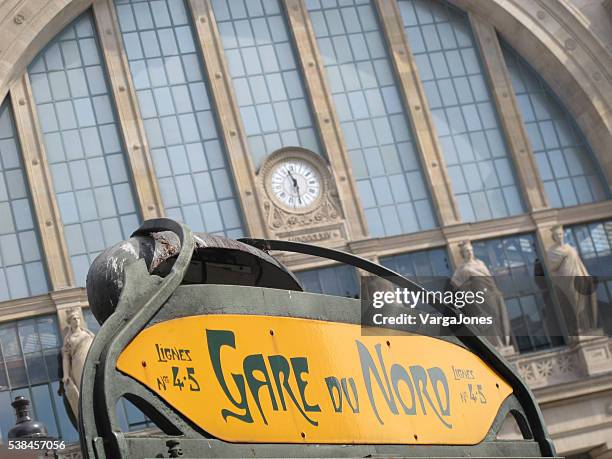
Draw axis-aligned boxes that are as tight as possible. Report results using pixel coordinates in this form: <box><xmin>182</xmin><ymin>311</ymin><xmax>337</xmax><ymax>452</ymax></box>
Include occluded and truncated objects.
<box><xmin>0</xmin><ymin>0</ymin><xmax>611</xmax><ymax>457</ymax></box>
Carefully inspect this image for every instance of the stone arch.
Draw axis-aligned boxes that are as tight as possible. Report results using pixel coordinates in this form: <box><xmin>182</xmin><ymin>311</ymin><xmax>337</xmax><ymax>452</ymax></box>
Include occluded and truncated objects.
<box><xmin>451</xmin><ymin>0</ymin><xmax>612</xmax><ymax>185</ymax></box>
<box><xmin>0</xmin><ymin>0</ymin><xmax>92</xmax><ymax>100</ymax></box>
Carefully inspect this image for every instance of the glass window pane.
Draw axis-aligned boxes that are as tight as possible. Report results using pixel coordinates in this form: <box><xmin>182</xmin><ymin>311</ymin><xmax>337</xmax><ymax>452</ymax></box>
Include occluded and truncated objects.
<box><xmin>295</xmin><ymin>265</ymin><xmax>359</xmax><ymax>298</ymax></box>
<box><xmin>308</xmin><ymin>0</ymin><xmax>437</xmax><ymax>237</ymax></box>
<box><xmin>470</xmin><ymin>233</ymin><xmax>563</xmax><ymax>353</ymax></box>
<box><xmin>31</xmin><ymin>384</ymin><xmax>59</xmax><ymax>437</ymax></box>
<box><xmin>213</xmin><ymin>0</ymin><xmax>322</xmax><ymax>169</ymax></box>
<box><xmin>0</xmin><ymin>102</ymin><xmax>50</xmax><ymax>299</ymax></box>
<box><xmin>564</xmin><ymin>220</ymin><xmax>612</xmax><ymax>335</ymax></box>
<box><xmin>29</xmin><ymin>12</ymin><xmax>141</xmax><ymax>287</ymax></box>
<box><xmin>501</xmin><ymin>41</ymin><xmax>609</xmax><ymax>208</ymax></box>
<box><xmin>0</xmin><ymin>314</ymin><xmax>65</xmax><ymax>443</ymax></box>
<box><xmin>399</xmin><ymin>0</ymin><xmax>525</xmax><ymax>222</ymax></box>
<box><xmin>381</xmin><ymin>247</ymin><xmax>451</xmax><ymax>292</ymax></box>
<box><xmin>116</xmin><ymin>0</ymin><xmax>245</xmax><ymax>237</ymax></box>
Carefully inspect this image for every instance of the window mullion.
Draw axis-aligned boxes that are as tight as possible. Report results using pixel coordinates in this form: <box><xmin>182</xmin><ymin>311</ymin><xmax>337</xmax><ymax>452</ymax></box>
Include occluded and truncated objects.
<box><xmin>92</xmin><ymin>0</ymin><xmax>165</xmax><ymax>220</ymax></box>
<box><xmin>9</xmin><ymin>77</ymin><xmax>74</xmax><ymax>289</ymax></box>
<box><xmin>283</xmin><ymin>0</ymin><xmax>368</xmax><ymax>240</ymax></box>
<box><xmin>468</xmin><ymin>13</ymin><xmax>548</xmax><ymax>212</ymax></box>
<box><xmin>373</xmin><ymin>0</ymin><xmax>460</xmax><ymax>227</ymax></box>
<box><xmin>185</xmin><ymin>0</ymin><xmax>268</xmax><ymax>238</ymax></box>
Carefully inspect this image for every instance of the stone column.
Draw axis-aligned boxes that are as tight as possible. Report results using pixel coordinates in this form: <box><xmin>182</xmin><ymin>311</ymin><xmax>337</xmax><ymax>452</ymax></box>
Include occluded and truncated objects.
<box><xmin>374</xmin><ymin>0</ymin><xmax>460</xmax><ymax>227</ymax></box>
<box><xmin>10</xmin><ymin>75</ymin><xmax>74</xmax><ymax>288</ymax></box>
<box><xmin>92</xmin><ymin>0</ymin><xmax>165</xmax><ymax>220</ymax></box>
<box><xmin>591</xmin><ymin>441</ymin><xmax>612</xmax><ymax>459</ymax></box>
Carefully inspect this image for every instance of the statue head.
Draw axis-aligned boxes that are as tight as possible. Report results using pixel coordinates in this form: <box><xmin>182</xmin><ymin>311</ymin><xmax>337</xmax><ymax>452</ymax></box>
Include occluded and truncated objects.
<box><xmin>551</xmin><ymin>225</ymin><xmax>564</xmax><ymax>245</ymax></box>
<box><xmin>66</xmin><ymin>309</ymin><xmax>81</xmax><ymax>332</ymax></box>
<box><xmin>458</xmin><ymin>240</ymin><xmax>474</xmax><ymax>262</ymax></box>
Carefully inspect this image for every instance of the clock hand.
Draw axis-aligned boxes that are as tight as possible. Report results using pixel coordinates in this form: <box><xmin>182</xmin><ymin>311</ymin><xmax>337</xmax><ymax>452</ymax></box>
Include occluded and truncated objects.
<box><xmin>287</xmin><ymin>170</ymin><xmax>302</xmax><ymax>204</ymax></box>
<box><xmin>287</xmin><ymin>170</ymin><xmax>298</xmax><ymax>188</ymax></box>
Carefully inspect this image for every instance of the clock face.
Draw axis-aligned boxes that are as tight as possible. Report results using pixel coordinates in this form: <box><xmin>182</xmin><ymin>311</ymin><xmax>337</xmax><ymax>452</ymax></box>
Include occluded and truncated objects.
<box><xmin>270</xmin><ymin>159</ymin><xmax>321</xmax><ymax>210</ymax></box>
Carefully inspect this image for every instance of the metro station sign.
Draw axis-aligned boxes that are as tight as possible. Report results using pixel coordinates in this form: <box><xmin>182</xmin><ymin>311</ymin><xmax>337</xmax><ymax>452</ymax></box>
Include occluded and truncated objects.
<box><xmin>117</xmin><ymin>314</ymin><xmax>512</xmax><ymax>445</ymax></box>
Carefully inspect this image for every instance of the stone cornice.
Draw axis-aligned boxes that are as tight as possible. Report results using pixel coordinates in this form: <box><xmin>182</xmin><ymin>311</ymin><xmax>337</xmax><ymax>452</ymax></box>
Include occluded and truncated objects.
<box><xmin>0</xmin><ymin>292</ymin><xmax>55</xmax><ymax>321</ymax></box>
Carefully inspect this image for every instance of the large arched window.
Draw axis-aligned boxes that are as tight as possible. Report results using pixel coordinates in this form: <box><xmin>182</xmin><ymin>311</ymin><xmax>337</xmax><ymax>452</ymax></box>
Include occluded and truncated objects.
<box><xmin>0</xmin><ymin>0</ymin><xmax>611</xmax><ymax>453</ymax></box>
<box><xmin>399</xmin><ymin>0</ymin><xmax>524</xmax><ymax>222</ymax></box>
<box><xmin>308</xmin><ymin>0</ymin><xmax>437</xmax><ymax>237</ymax></box>
<box><xmin>501</xmin><ymin>42</ymin><xmax>609</xmax><ymax>208</ymax></box>
<box><xmin>295</xmin><ymin>264</ymin><xmax>359</xmax><ymax>298</ymax></box>
<box><xmin>29</xmin><ymin>12</ymin><xmax>140</xmax><ymax>286</ymax></box>
<box><xmin>0</xmin><ymin>101</ymin><xmax>49</xmax><ymax>300</ymax></box>
<box><xmin>212</xmin><ymin>0</ymin><xmax>322</xmax><ymax>168</ymax></box>
<box><xmin>115</xmin><ymin>0</ymin><xmax>245</xmax><ymax>238</ymax></box>
<box><xmin>0</xmin><ymin>315</ymin><xmax>76</xmax><ymax>442</ymax></box>
<box><xmin>0</xmin><ymin>0</ymin><xmax>610</xmax><ymax>393</ymax></box>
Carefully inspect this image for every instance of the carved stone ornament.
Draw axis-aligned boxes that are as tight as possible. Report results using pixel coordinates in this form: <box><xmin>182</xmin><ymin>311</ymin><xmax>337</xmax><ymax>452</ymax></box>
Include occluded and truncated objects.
<box><xmin>61</xmin><ymin>308</ymin><xmax>94</xmax><ymax>419</ymax></box>
<box><xmin>258</xmin><ymin>147</ymin><xmax>347</xmax><ymax>243</ymax></box>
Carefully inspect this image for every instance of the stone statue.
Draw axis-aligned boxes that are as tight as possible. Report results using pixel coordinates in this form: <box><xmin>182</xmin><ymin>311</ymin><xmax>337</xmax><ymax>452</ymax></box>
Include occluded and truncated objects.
<box><xmin>451</xmin><ymin>241</ymin><xmax>512</xmax><ymax>349</ymax></box>
<box><xmin>61</xmin><ymin>308</ymin><xmax>94</xmax><ymax>418</ymax></box>
<box><xmin>547</xmin><ymin>225</ymin><xmax>598</xmax><ymax>334</ymax></box>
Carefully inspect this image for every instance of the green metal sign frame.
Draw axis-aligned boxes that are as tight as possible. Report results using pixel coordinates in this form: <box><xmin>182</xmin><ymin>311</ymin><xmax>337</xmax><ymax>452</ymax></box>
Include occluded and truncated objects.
<box><xmin>78</xmin><ymin>219</ymin><xmax>556</xmax><ymax>458</ymax></box>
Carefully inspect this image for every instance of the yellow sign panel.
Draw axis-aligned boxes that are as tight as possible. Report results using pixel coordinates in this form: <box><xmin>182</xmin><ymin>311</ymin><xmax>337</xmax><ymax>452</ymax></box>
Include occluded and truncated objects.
<box><xmin>117</xmin><ymin>315</ymin><xmax>512</xmax><ymax>445</ymax></box>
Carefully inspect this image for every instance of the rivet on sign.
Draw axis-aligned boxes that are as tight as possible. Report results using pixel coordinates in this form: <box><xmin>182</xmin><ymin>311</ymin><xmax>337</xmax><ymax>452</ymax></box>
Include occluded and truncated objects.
<box><xmin>398</xmin><ymin>49</ymin><xmax>404</xmax><ymax>55</ymax></box>
<box><xmin>293</xmin><ymin>5</ymin><xmax>299</xmax><ymax>11</ymax></box>
<box><xmin>414</xmin><ymin>434</ymin><xmax>418</xmax><ymax>441</ymax></box>
<box><xmin>106</xmin><ymin>29</ymin><xmax>112</xmax><ymax>36</ymax></box>
<box><xmin>133</xmin><ymin>144</ymin><xmax>140</xmax><ymax>150</ymax></box>
<box><xmin>431</xmin><ymin>161</ymin><xmax>437</xmax><ymax>167</ymax></box>
<box><xmin>18</xmin><ymin>99</ymin><xmax>25</xmax><ymax>106</ymax></box>
<box><xmin>300</xmin><ymin>432</ymin><xmax>306</xmax><ymax>439</ymax></box>
<box><xmin>245</xmin><ymin>190</ymin><xmax>252</xmax><ymax>196</ymax></box>
<box><xmin>340</xmin><ymin>176</ymin><xmax>346</xmax><ymax>181</ymax></box>
<box><xmin>495</xmin><ymin>383</ymin><xmax>499</xmax><ymax>388</ymax></box>
<box><xmin>230</xmin><ymin>130</ymin><xmax>237</xmax><ymax>136</ymax></box>
<box><xmin>118</xmin><ymin>86</ymin><xmax>125</xmax><ymax>92</ymax></box>
<box><xmin>415</xmin><ymin>105</ymin><xmax>421</xmax><ymax>111</ymax></box>
<box><xmin>147</xmin><ymin>205</ymin><xmax>155</xmax><ymax>211</ymax></box>
<box><xmin>32</xmin><ymin>159</ymin><xmax>39</xmax><ymax>165</ymax></box>
<box><xmin>215</xmin><ymin>72</ymin><xmax>222</xmax><ymax>79</ymax></box>
<box><xmin>308</xmin><ymin>61</ymin><xmax>315</xmax><ymax>67</ymax></box>
<box><xmin>199</xmin><ymin>16</ymin><xmax>206</xmax><ymax>23</ymax></box>
<box><xmin>45</xmin><ymin>220</ymin><xmax>52</xmax><ymax>227</ymax></box>
<box><xmin>537</xmin><ymin>10</ymin><xmax>546</xmax><ymax>20</ymax></box>
<box><xmin>324</xmin><ymin>118</ymin><xmax>330</xmax><ymax>123</ymax></box>
<box><xmin>386</xmin><ymin>340</ymin><xmax>391</xmax><ymax>347</ymax></box>
<box><xmin>141</xmin><ymin>361</ymin><xmax>147</xmax><ymax>367</ymax></box>
<box><xmin>269</xmin><ymin>330</ymin><xmax>274</xmax><ymax>336</ymax></box>
<box><xmin>502</xmin><ymin>92</ymin><xmax>508</xmax><ymax>98</ymax></box>
<box><xmin>13</xmin><ymin>14</ymin><xmax>25</xmax><ymax>25</ymax></box>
